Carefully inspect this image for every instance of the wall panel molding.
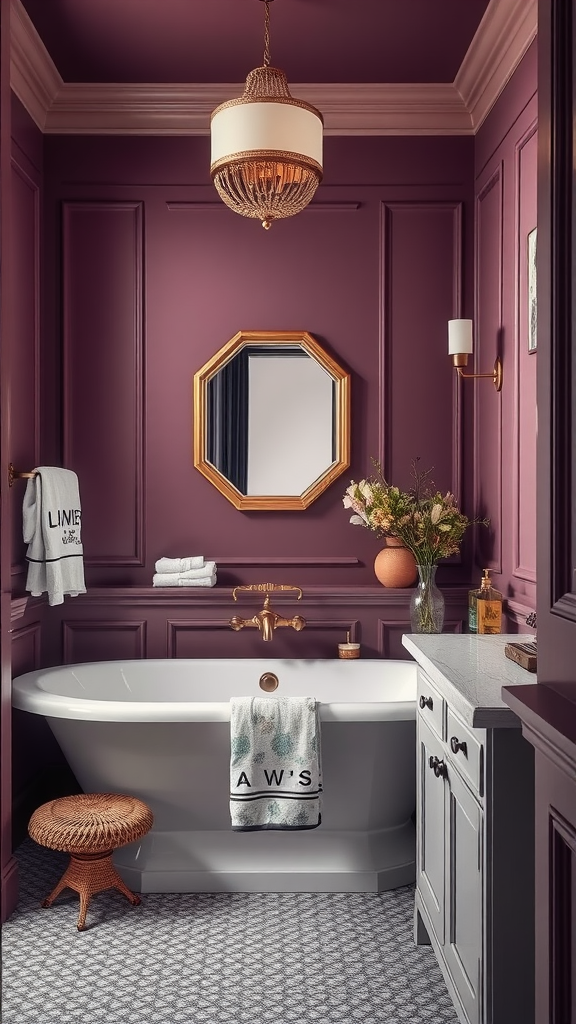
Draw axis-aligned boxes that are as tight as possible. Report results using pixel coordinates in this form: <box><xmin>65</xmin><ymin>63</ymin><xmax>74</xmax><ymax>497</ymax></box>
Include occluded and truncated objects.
<box><xmin>166</xmin><ymin>201</ymin><xmax>361</xmax><ymax>214</ymax></box>
<box><xmin>505</xmin><ymin>596</ymin><xmax>535</xmax><ymax>629</ymax></box>
<box><xmin>10</xmin><ymin>597</ymin><xmax>33</xmax><ymax>623</ymax></box>
<box><xmin>62</xmin><ymin>200</ymin><xmax>145</xmax><ymax>567</ymax></box>
<box><xmin>378</xmin><ymin>618</ymin><xmax>464</xmax><ymax>658</ymax></box>
<box><xmin>380</xmin><ymin>201</ymin><xmax>464</xmax><ymax>507</ymax></box>
<box><xmin>10</xmin><ymin>620</ymin><xmax>41</xmax><ymax>674</ymax></box>
<box><xmin>207</xmin><ymin>557</ymin><xmax>361</xmax><ymax>568</ymax></box>
<box><xmin>62</xmin><ymin>619</ymin><xmax>147</xmax><ymax>663</ymax></box>
<box><xmin>474</xmin><ymin>165</ymin><xmax>504</xmax><ymax>575</ymax></box>
<box><xmin>63</xmin><ymin>585</ymin><xmax>470</xmax><ymax>607</ymax></box>
<box><xmin>44</xmin><ymin>589</ymin><xmax>469</xmax><ymax>662</ymax></box>
<box><xmin>167</xmin><ymin>617</ymin><xmax>360</xmax><ymax>658</ymax></box>
<box><xmin>512</xmin><ymin>120</ymin><xmax>538</xmax><ymax>584</ymax></box>
<box><xmin>167</xmin><ymin>618</ymin><xmax>234</xmax><ymax>659</ymax></box>
<box><xmin>10</xmin><ymin>153</ymin><xmax>40</xmax><ymax>576</ymax></box>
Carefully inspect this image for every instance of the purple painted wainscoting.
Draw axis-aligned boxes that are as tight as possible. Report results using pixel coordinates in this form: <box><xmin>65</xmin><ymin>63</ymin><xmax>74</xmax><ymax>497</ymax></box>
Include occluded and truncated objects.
<box><xmin>39</xmin><ymin>585</ymin><xmax>467</xmax><ymax>667</ymax></box>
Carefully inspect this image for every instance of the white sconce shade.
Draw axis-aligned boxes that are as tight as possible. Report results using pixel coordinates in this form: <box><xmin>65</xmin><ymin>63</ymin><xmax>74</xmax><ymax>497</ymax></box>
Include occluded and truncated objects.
<box><xmin>448</xmin><ymin>318</ymin><xmax>503</xmax><ymax>391</ymax></box>
<box><xmin>448</xmin><ymin>319</ymin><xmax>474</xmax><ymax>355</ymax></box>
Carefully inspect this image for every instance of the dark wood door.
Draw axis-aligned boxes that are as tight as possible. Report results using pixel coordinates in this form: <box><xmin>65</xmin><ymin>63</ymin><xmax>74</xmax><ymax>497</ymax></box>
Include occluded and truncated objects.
<box><xmin>0</xmin><ymin>0</ymin><xmax>17</xmax><ymax>923</ymax></box>
<box><xmin>534</xmin><ymin>1</ymin><xmax>576</xmax><ymax>1019</ymax></box>
<box><xmin>537</xmin><ymin>0</ymin><xmax>576</xmax><ymax>672</ymax></box>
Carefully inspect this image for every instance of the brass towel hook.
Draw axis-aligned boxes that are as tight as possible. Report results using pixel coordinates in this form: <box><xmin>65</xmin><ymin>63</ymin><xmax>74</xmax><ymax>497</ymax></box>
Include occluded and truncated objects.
<box><xmin>8</xmin><ymin>463</ymin><xmax>37</xmax><ymax>487</ymax></box>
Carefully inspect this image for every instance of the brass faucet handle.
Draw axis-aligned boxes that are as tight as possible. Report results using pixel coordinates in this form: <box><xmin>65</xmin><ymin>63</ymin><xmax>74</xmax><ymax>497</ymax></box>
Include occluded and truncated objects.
<box><xmin>232</xmin><ymin>583</ymin><xmax>303</xmax><ymax>601</ymax></box>
<box><xmin>230</xmin><ymin>614</ymin><xmax>259</xmax><ymax>631</ymax></box>
<box><xmin>290</xmin><ymin>615</ymin><xmax>306</xmax><ymax>632</ymax></box>
<box><xmin>275</xmin><ymin>614</ymin><xmax>306</xmax><ymax>631</ymax></box>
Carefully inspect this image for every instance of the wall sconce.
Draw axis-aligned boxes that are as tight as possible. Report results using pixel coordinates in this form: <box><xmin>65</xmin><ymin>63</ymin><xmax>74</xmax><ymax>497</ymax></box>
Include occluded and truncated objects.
<box><xmin>448</xmin><ymin>319</ymin><xmax>503</xmax><ymax>392</ymax></box>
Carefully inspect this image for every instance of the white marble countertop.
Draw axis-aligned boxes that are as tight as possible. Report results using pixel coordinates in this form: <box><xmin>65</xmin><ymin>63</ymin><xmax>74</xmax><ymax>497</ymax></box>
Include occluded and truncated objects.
<box><xmin>402</xmin><ymin>633</ymin><xmax>538</xmax><ymax>728</ymax></box>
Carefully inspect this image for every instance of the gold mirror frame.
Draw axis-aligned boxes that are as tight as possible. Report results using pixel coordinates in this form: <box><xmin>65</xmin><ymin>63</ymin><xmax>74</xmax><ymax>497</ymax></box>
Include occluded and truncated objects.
<box><xmin>193</xmin><ymin>330</ymin><xmax>350</xmax><ymax>510</ymax></box>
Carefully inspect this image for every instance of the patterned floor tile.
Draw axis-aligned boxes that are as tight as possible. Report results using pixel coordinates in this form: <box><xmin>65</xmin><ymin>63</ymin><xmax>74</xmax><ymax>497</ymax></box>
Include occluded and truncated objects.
<box><xmin>1</xmin><ymin>840</ymin><xmax>458</xmax><ymax>1024</ymax></box>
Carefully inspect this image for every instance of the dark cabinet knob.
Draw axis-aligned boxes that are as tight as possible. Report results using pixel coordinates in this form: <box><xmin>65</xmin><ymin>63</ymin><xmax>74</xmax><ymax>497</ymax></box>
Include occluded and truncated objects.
<box><xmin>419</xmin><ymin>695</ymin><xmax>433</xmax><ymax>710</ymax></box>
<box><xmin>428</xmin><ymin>755</ymin><xmax>447</xmax><ymax>778</ymax></box>
<box><xmin>450</xmin><ymin>736</ymin><xmax>468</xmax><ymax>756</ymax></box>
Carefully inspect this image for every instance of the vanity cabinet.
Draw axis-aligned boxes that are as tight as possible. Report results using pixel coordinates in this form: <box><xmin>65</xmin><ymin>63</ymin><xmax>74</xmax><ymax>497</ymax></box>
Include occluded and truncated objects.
<box><xmin>414</xmin><ymin>663</ymin><xmax>534</xmax><ymax>1024</ymax></box>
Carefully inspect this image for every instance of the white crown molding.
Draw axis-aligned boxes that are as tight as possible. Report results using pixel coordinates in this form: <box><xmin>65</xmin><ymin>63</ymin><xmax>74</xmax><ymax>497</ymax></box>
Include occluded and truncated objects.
<box><xmin>41</xmin><ymin>81</ymin><xmax>472</xmax><ymax>136</ymax></box>
<box><xmin>455</xmin><ymin>0</ymin><xmax>537</xmax><ymax>130</ymax></box>
<box><xmin>310</xmin><ymin>83</ymin><xmax>472</xmax><ymax>137</ymax></box>
<box><xmin>9</xmin><ymin>0</ymin><xmax>536</xmax><ymax>137</ymax></box>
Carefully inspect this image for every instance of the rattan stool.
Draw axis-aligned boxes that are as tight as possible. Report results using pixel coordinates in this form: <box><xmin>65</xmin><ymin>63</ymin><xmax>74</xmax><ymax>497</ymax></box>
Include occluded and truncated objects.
<box><xmin>28</xmin><ymin>793</ymin><xmax>154</xmax><ymax>931</ymax></box>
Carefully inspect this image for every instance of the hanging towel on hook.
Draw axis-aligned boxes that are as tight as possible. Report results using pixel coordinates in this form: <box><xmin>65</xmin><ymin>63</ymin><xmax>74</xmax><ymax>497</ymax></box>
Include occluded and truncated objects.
<box><xmin>23</xmin><ymin>467</ymin><xmax>86</xmax><ymax>606</ymax></box>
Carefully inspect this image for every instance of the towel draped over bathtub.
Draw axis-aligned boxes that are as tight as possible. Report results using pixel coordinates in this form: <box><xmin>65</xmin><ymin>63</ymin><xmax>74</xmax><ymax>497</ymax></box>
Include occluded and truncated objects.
<box><xmin>230</xmin><ymin>695</ymin><xmax>322</xmax><ymax>831</ymax></box>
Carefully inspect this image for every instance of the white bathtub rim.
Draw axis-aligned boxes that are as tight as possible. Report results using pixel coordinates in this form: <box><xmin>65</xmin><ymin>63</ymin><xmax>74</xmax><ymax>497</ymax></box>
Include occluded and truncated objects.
<box><xmin>11</xmin><ymin>693</ymin><xmax>416</xmax><ymax>723</ymax></box>
<box><xmin>12</xmin><ymin>657</ymin><xmax>417</xmax><ymax>723</ymax></box>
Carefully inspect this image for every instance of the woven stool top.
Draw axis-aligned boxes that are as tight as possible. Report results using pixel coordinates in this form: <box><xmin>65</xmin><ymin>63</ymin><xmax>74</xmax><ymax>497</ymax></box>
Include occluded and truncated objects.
<box><xmin>28</xmin><ymin>793</ymin><xmax>153</xmax><ymax>853</ymax></box>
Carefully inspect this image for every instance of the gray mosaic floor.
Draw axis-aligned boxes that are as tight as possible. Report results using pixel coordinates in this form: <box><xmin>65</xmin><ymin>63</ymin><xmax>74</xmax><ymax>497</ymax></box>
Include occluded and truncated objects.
<box><xmin>1</xmin><ymin>839</ymin><xmax>458</xmax><ymax>1024</ymax></box>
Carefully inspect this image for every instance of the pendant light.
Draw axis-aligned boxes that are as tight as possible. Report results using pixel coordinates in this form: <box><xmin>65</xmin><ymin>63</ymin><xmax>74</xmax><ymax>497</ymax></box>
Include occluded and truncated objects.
<box><xmin>210</xmin><ymin>0</ymin><xmax>324</xmax><ymax>230</ymax></box>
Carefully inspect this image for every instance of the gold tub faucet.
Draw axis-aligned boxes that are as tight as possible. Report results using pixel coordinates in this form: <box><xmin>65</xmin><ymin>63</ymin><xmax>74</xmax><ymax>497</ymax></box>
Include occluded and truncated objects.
<box><xmin>230</xmin><ymin>584</ymin><xmax>306</xmax><ymax>642</ymax></box>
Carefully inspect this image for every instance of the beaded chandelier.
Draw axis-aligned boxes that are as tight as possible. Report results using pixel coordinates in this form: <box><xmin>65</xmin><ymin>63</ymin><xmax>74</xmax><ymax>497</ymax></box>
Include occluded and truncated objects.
<box><xmin>210</xmin><ymin>0</ymin><xmax>324</xmax><ymax>230</ymax></box>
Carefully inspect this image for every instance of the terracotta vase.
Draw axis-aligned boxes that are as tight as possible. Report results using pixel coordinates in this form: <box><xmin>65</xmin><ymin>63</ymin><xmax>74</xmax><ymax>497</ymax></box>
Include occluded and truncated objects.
<box><xmin>373</xmin><ymin>538</ymin><xmax>418</xmax><ymax>588</ymax></box>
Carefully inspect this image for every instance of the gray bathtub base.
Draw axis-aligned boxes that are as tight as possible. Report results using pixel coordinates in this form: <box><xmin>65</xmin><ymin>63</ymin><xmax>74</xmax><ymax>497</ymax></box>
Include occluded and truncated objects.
<box><xmin>113</xmin><ymin>821</ymin><xmax>415</xmax><ymax>893</ymax></box>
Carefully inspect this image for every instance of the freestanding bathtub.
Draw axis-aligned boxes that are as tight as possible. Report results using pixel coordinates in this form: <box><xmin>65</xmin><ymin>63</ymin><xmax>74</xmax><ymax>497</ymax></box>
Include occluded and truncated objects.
<box><xmin>12</xmin><ymin>658</ymin><xmax>417</xmax><ymax>893</ymax></box>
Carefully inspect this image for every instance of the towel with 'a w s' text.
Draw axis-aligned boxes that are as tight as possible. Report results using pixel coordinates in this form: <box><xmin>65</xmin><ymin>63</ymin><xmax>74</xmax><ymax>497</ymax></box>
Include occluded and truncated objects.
<box><xmin>230</xmin><ymin>695</ymin><xmax>322</xmax><ymax>831</ymax></box>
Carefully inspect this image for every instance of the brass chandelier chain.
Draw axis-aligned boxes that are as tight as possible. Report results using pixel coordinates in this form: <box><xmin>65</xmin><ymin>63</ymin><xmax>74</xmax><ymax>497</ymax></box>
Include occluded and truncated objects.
<box><xmin>263</xmin><ymin>0</ymin><xmax>271</xmax><ymax>67</ymax></box>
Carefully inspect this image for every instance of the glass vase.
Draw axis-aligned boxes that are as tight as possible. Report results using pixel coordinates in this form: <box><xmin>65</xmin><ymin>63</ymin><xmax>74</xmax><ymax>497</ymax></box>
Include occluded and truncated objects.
<box><xmin>410</xmin><ymin>563</ymin><xmax>445</xmax><ymax>634</ymax></box>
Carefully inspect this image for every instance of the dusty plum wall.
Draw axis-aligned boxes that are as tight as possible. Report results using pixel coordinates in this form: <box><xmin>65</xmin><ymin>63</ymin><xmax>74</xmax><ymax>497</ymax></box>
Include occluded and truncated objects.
<box><xmin>33</xmin><ymin>132</ymin><xmax>476</xmax><ymax>599</ymax></box>
<box><xmin>9</xmin><ymin>41</ymin><xmax>538</xmax><ymax>673</ymax></box>
<box><xmin>6</xmin><ymin>47</ymin><xmax>538</xmax><ymax>843</ymax></box>
<box><xmin>473</xmin><ymin>40</ymin><xmax>537</xmax><ymax>627</ymax></box>
<box><xmin>7</xmin><ymin>130</ymin><xmax>478</xmax><ymax>665</ymax></box>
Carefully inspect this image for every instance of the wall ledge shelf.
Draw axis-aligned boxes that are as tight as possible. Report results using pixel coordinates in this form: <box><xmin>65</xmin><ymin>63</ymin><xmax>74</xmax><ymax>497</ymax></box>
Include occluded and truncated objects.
<box><xmin>31</xmin><ymin>584</ymin><xmax>471</xmax><ymax>608</ymax></box>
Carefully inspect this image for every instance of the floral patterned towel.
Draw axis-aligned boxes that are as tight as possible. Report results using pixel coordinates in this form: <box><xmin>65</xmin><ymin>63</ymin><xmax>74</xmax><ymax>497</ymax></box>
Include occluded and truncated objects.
<box><xmin>229</xmin><ymin>696</ymin><xmax>322</xmax><ymax>831</ymax></box>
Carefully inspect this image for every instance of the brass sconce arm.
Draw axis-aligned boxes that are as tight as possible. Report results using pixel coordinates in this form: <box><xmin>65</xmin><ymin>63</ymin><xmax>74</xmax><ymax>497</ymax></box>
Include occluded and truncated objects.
<box><xmin>453</xmin><ymin>354</ymin><xmax>503</xmax><ymax>392</ymax></box>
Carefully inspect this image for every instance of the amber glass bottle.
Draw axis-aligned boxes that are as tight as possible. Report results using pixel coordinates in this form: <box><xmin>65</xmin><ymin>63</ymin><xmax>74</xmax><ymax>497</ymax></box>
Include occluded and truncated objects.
<box><xmin>469</xmin><ymin>568</ymin><xmax>502</xmax><ymax>634</ymax></box>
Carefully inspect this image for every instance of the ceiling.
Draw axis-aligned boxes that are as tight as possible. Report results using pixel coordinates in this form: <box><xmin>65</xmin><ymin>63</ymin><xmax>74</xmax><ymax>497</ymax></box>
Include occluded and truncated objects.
<box><xmin>11</xmin><ymin>0</ymin><xmax>536</xmax><ymax>136</ymax></box>
<box><xmin>20</xmin><ymin>0</ymin><xmax>490</xmax><ymax>86</ymax></box>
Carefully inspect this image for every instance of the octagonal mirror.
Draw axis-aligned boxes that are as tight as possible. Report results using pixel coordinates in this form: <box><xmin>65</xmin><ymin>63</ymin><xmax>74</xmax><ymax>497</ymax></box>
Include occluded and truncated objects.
<box><xmin>193</xmin><ymin>331</ymin><xmax>350</xmax><ymax>510</ymax></box>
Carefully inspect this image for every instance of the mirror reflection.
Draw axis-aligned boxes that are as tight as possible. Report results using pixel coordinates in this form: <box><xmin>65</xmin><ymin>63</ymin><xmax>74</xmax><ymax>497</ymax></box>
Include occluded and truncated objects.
<box><xmin>194</xmin><ymin>331</ymin><xmax>350</xmax><ymax>511</ymax></box>
<box><xmin>208</xmin><ymin>346</ymin><xmax>335</xmax><ymax>496</ymax></box>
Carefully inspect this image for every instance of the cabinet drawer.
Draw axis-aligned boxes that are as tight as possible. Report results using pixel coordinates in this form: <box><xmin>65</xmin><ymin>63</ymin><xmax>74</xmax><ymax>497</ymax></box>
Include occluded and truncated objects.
<box><xmin>417</xmin><ymin>670</ymin><xmax>445</xmax><ymax>740</ymax></box>
<box><xmin>447</xmin><ymin>709</ymin><xmax>483</xmax><ymax>798</ymax></box>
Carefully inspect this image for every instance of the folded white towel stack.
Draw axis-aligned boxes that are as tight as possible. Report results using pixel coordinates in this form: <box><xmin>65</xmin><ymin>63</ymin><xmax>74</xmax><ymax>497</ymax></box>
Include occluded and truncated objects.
<box><xmin>152</xmin><ymin>574</ymin><xmax>216</xmax><ymax>588</ymax></box>
<box><xmin>23</xmin><ymin>467</ymin><xmax>87</xmax><ymax>607</ymax></box>
<box><xmin>230</xmin><ymin>696</ymin><xmax>322</xmax><ymax>831</ymax></box>
<box><xmin>155</xmin><ymin>556</ymin><xmax>205</xmax><ymax>573</ymax></box>
<box><xmin>152</xmin><ymin>556</ymin><xmax>217</xmax><ymax>588</ymax></box>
